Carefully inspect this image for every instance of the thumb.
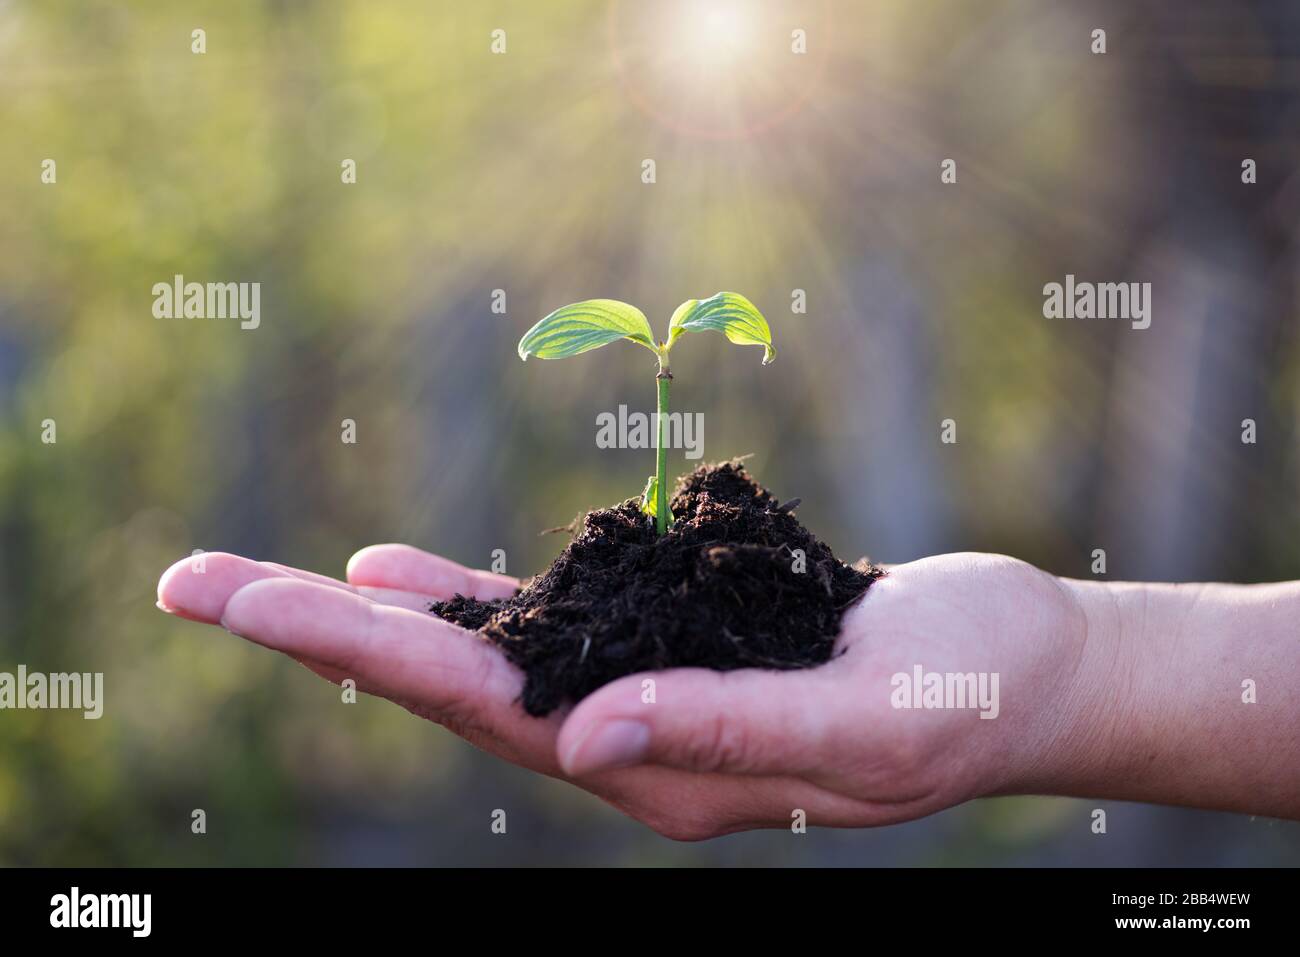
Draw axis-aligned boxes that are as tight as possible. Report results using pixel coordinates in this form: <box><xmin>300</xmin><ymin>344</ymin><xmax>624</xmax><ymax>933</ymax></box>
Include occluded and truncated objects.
<box><xmin>556</xmin><ymin>668</ymin><xmax>839</xmax><ymax>777</ymax></box>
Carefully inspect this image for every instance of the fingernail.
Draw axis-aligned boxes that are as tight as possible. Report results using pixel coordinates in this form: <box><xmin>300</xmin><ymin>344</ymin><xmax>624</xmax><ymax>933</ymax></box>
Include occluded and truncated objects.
<box><xmin>155</xmin><ymin>600</ymin><xmax>175</xmax><ymax>614</ymax></box>
<box><xmin>217</xmin><ymin>616</ymin><xmax>242</xmax><ymax>637</ymax></box>
<box><xmin>564</xmin><ymin>719</ymin><xmax>650</xmax><ymax>775</ymax></box>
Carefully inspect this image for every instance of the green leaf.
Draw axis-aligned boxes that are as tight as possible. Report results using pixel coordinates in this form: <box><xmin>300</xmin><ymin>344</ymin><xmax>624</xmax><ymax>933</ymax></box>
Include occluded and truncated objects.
<box><xmin>518</xmin><ymin>299</ymin><xmax>658</xmax><ymax>361</ymax></box>
<box><xmin>640</xmin><ymin>475</ymin><xmax>658</xmax><ymax>518</ymax></box>
<box><xmin>667</xmin><ymin>291</ymin><xmax>776</xmax><ymax>364</ymax></box>
<box><xmin>639</xmin><ymin>475</ymin><xmax>673</xmax><ymax>525</ymax></box>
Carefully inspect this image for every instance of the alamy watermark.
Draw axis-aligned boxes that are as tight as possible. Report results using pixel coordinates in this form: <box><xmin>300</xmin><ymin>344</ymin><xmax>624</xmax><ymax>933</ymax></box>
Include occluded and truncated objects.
<box><xmin>890</xmin><ymin>665</ymin><xmax>999</xmax><ymax>719</ymax></box>
<box><xmin>0</xmin><ymin>665</ymin><xmax>103</xmax><ymax>719</ymax></box>
<box><xmin>50</xmin><ymin>887</ymin><xmax>150</xmax><ymax>937</ymax></box>
<box><xmin>1043</xmin><ymin>274</ymin><xmax>1150</xmax><ymax>330</ymax></box>
<box><xmin>596</xmin><ymin>405</ymin><xmax>703</xmax><ymax>459</ymax></box>
<box><xmin>152</xmin><ymin>274</ymin><xmax>260</xmax><ymax>329</ymax></box>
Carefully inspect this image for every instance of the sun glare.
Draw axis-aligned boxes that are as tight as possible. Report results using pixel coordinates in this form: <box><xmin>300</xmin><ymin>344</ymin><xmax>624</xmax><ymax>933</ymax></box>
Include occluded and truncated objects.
<box><xmin>691</xmin><ymin>2</ymin><xmax>755</xmax><ymax>63</ymax></box>
<box><xmin>608</xmin><ymin>0</ymin><xmax>826</xmax><ymax>140</ymax></box>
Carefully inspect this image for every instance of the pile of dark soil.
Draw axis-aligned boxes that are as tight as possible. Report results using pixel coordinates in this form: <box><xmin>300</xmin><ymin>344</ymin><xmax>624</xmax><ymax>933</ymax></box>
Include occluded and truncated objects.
<box><xmin>430</xmin><ymin>461</ymin><xmax>882</xmax><ymax>716</ymax></box>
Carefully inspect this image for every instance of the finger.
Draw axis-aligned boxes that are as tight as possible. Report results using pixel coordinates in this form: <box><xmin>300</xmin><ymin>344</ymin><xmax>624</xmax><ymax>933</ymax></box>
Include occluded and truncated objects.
<box><xmin>346</xmin><ymin>543</ymin><xmax>519</xmax><ymax>601</ymax></box>
<box><xmin>221</xmin><ymin>576</ymin><xmax>563</xmax><ymax>771</ymax></box>
<box><xmin>292</xmin><ymin>656</ymin><xmax>352</xmax><ymax>686</ymax></box>
<box><xmin>159</xmin><ymin>554</ymin><xmax>431</xmax><ymax>687</ymax></box>
<box><xmin>219</xmin><ymin>577</ymin><xmax>509</xmax><ymax>706</ymax></box>
<box><xmin>262</xmin><ymin>562</ymin><xmax>432</xmax><ymax>612</ymax></box>
<box><xmin>221</xmin><ymin>577</ymin><xmax>528</xmax><ymax>718</ymax></box>
<box><xmin>158</xmin><ymin>553</ymin><xmax>350</xmax><ymax>684</ymax></box>
<box><xmin>556</xmin><ymin>668</ymin><xmax>842</xmax><ymax>778</ymax></box>
<box><xmin>157</xmin><ymin>552</ymin><xmax>286</xmax><ymax>623</ymax></box>
<box><xmin>157</xmin><ymin>552</ymin><xmax>431</xmax><ymax>624</ymax></box>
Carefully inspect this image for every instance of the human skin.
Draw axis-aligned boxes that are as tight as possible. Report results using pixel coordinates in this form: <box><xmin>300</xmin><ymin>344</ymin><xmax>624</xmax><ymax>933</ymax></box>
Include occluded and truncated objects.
<box><xmin>155</xmin><ymin>547</ymin><xmax>1300</xmax><ymax>839</ymax></box>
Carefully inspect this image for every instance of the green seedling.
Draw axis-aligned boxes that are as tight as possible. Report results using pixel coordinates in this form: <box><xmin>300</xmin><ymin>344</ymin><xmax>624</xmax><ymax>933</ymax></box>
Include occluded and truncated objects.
<box><xmin>518</xmin><ymin>291</ymin><xmax>775</xmax><ymax>534</ymax></box>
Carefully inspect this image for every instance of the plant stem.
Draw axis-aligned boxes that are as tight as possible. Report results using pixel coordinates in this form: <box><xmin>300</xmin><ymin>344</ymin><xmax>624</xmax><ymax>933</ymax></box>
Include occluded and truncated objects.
<box><xmin>655</xmin><ymin>363</ymin><xmax>672</xmax><ymax>534</ymax></box>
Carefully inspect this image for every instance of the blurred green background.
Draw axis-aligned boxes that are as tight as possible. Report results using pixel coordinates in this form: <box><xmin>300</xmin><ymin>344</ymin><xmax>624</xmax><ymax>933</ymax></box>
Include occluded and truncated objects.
<box><xmin>1</xmin><ymin>0</ymin><xmax>1298</xmax><ymax>865</ymax></box>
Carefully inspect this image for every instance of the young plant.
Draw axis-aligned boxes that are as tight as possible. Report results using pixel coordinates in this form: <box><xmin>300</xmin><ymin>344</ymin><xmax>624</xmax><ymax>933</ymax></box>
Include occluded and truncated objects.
<box><xmin>518</xmin><ymin>292</ymin><xmax>775</xmax><ymax>535</ymax></box>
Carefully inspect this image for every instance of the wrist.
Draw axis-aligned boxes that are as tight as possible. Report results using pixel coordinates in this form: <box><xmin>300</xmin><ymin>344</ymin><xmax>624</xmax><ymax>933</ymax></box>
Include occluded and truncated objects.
<box><xmin>1010</xmin><ymin>575</ymin><xmax>1300</xmax><ymax>819</ymax></box>
<box><xmin>994</xmin><ymin>574</ymin><xmax>1137</xmax><ymax>800</ymax></box>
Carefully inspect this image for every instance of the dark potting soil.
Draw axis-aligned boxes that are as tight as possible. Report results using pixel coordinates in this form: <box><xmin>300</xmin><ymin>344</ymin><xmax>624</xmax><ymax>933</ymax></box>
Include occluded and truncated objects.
<box><xmin>430</xmin><ymin>461</ymin><xmax>883</xmax><ymax>717</ymax></box>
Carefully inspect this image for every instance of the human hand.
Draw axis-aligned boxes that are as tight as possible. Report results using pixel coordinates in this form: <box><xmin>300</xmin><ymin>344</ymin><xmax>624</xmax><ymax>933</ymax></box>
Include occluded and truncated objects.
<box><xmin>157</xmin><ymin>546</ymin><xmax>1300</xmax><ymax>835</ymax></box>
<box><xmin>156</xmin><ymin>547</ymin><xmax>1107</xmax><ymax>838</ymax></box>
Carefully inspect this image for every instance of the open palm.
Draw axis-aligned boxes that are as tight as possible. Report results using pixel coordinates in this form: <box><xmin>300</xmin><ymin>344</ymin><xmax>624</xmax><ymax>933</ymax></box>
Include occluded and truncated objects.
<box><xmin>157</xmin><ymin>546</ymin><xmax>1089</xmax><ymax>839</ymax></box>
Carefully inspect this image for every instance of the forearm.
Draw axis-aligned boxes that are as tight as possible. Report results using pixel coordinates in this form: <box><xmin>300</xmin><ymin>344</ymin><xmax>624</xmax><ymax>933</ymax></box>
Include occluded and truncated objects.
<box><xmin>1025</xmin><ymin>576</ymin><xmax>1300</xmax><ymax>819</ymax></box>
